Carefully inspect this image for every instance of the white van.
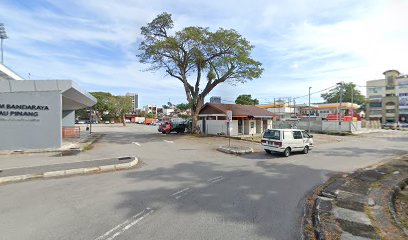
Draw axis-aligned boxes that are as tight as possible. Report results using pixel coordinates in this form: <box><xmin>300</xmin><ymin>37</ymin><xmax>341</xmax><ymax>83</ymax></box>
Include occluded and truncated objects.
<box><xmin>261</xmin><ymin>129</ymin><xmax>314</xmax><ymax>157</ymax></box>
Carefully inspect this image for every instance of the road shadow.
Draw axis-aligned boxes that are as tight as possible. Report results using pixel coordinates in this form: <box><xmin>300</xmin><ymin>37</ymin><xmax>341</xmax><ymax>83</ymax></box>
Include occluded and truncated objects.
<box><xmin>115</xmin><ymin>160</ymin><xmax>330</xmax><ymax>239</ymax></box>
<box><xmin>312</xmin><ymin>147</ymin><xmax>408</xmax><ymax>157</ymax></box>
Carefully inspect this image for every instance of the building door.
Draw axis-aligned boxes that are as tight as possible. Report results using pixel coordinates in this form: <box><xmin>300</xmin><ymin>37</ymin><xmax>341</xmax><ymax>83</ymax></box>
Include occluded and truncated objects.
<box><xmin>202</xmin><ymin>119</ymin><xmax>206</xmax><ymax>134</ymax></box>
<box><xmin>238</xmin><ymin>119</ymin><xmax>243</xmax><ymax>135</ymax></box>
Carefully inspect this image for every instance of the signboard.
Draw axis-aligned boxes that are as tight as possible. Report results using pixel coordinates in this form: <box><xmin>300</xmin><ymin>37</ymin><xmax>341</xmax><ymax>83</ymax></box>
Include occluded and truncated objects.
<box><xmin>400</xmin><ymin>93</ymin><xmax>408</xmax><ymax>109</ymax></box>
<box><xmin>226</xmin><ymin>110</ymin><xmax>232</xmax><ymax>122</ymax></box>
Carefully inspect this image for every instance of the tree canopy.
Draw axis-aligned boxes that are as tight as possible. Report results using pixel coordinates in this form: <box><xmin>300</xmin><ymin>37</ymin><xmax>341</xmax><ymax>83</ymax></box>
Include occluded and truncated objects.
<box><xmin>176</xmin><ymin>102</ymin><xmax>192</xmax><ymax>111</ymax></box>
<box><xmin>321</xmin><ymin>82</ymin><xmax>365</xmax><ymax>105</ymax></box>
<box><xmin>138</xmin><ymin>12</ymin><xmax>263</xmax><ymax>131</ymax></box>
<box><xmin>235</xmin><ymin>94</ymin><xmax>259</xmax><ymax>105</ymax></box>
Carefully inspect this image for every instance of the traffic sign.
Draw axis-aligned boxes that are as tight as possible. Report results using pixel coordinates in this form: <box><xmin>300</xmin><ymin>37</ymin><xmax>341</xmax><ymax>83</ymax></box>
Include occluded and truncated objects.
<box><xmin>226</xmin><ymin>110</ymin><xmax>232</xmax><ymax>122</ymax></box>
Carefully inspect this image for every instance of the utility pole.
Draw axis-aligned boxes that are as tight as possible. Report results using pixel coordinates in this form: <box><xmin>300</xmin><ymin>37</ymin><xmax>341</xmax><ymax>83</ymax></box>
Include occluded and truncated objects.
<box><xmin>0</xmin><ymin>23</ymin><xmax>8</xmax><ymax>64</ymax></box>
<box><xmin>351</xmin><ymin>85</ymin><xmax>354</xmax><ymax>119</ymax></box>
<box><xmin>308</xmin><ymin>87</ymin><xmax>312</xmax><ymax>133</ymax></box>
<box><xmin>337</xmin><ymin>82</ymin><xmax>344</xmax><ymax>130</ymax></box>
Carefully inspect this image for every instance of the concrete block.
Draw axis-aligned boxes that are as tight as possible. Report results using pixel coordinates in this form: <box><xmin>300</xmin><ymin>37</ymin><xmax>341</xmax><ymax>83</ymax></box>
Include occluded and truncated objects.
<box><xmin>99</xmin><ymin>165</ymin><xmax>115</xmax><ymax>172</ymax></box>
<box><xmin>83</xmin><ymin>167</ymin><xmax>100</xmax><ymax>173</ymax></box>
<box><xmin>20</xmin><ymin>174</ymin><xmax>41</xmax><ymax>181</ymax></box>
<box><xmin>115</xmin><ymin>163</ymin><xmax>131</xmax><ymax>170</ymax></box>
<box><xmin>43</xmin><ymin>170</ymin><xmax>66</xmax><ymax>178</ymax></box>
<box><xmin>333</xmin><ymin>207</ymin><xmax>372</xmax><ymax>226</ymax></box>
<box><xmin>0</xmin><ymin>175</ymin><xmax>23</xmax><ymax>183</ymax></box>
<box><xmin>65</xmin><ymin>168</ymin><xmax>85</xmax><ymax>175</ymax></box>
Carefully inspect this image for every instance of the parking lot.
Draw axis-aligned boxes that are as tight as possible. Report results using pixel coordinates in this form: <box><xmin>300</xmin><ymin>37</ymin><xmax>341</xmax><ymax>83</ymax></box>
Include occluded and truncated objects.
<box><xmin>1</xmin><ymin>124</ymin><xmax>407</xmax><ymax>240</ymax></box>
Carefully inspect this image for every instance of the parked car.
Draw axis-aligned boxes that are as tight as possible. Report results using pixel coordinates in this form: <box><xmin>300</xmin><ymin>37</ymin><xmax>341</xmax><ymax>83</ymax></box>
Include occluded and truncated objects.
<box><xmin>382</xmin><ymin>122</ymin><xmax>397</xmax><ymax>129</ymax></box>
<box><xmin>261</xmin><ymin>129</ymin><xmax>314</xmax><ymax>157</ymax></box>
<box><xmin>104</xmin><ymin>121</ymin><xmax>110</xmax><ymax>124</ymax></box>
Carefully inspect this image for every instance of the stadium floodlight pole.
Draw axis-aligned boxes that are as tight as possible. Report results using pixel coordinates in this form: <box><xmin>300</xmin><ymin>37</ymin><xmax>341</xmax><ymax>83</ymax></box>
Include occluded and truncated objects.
<box><xmin>0</xmin><ymin>23</ymin><xmax>8</xmax><ymax>64</ymax></box>
<box><xmin>308</xmin><ymin>87</ymin><xmax>312</xmax><ymax>133</ymax></box>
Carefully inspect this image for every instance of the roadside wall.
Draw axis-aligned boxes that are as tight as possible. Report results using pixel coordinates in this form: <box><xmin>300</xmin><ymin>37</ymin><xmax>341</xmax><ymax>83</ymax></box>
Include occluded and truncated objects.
<box><xmin>199</xmin><ymin>120</ymin><xmax>239</xmax><ymax>136</ymax></box>
<box><xmin>0</xmin><ymin>91</ymin><xmax>62</xmax><ymax>150</ymax></box>
<box><xmin>271</xmin><ymin>120</ymin><xmax>362</xmax><ymax>132</ymax></box>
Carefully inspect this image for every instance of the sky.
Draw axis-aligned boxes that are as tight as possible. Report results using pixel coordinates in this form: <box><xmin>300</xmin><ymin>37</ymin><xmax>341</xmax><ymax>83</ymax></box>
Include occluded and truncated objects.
<box><xmin>1</xmin><ymin>0</ymin><xmax>408</xmax><ymax>107</ymax></box>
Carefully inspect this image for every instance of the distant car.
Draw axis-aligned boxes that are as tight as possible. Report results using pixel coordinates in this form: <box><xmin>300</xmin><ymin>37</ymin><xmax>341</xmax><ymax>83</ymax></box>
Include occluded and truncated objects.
<box><xmin>382</xmin><ymin>122</ymin><xmax>397</xmax><ymax>129</ymax></box>
<box><xmin>77</xmin><ymin>120</ymin><xmax>85</xmax><ymax>124</ymax></box>
<box><xmin>399</xmin><ymin>122</ymin><xmax>408</xmax><ymax>128</ymax></box>
<box><xmin>104</xmin><ymin>121</ymin><xmax>110</xmax><ymax>124</ymax></box>
<box><xmin>261</xmin><ymin>129</ymin><xmax>314</xmax><ymax>157</ymax></box>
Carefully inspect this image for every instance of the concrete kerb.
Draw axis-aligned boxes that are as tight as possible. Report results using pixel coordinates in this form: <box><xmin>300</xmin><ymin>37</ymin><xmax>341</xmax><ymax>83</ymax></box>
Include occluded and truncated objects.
<box><xmin>0</xmin><ymin>156</ymin><xmax>139</xmax><ymax>185</ymax></box>
<box><xmin>217</xmin><ymin>145</ymin><xmax>254</xmax><ymax>155</ymax></box>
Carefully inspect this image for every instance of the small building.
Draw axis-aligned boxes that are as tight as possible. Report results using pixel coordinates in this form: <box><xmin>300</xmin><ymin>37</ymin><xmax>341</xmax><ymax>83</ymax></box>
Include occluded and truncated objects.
<box><xmin>198</xmin><ymin>103</ymin><xmax>276</xmax><ymax>136</ymax></box>
<box><xmin>0</xmin><ymin>64</ymin><xmax>96</xmax><ymax>150</ymax></box>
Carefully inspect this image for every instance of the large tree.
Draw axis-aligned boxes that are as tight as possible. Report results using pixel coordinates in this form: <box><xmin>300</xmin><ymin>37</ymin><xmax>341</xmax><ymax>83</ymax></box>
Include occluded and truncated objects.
<box><xmin>321</xmin><ymin>82</ymin><xmax>365</xmax><ymax>105</ymax></box>
<box><xmin>138</xmin><ymin>12</ymin><xmax>263</xmax><ymax>132</ymax></box>
<box><xmin>90</xmin><ymin>92</ymin><xmax>114</xmax><ymax>122</ymax></box>
<box><xmin>110</xmin><ymin>96</ymin><xmax>133</xmax><ymax>126</ymax></box>
<box><xmin>235</xmin><ymin>94</ymin><xmax>259</xmax><ymax>105</ymax></box>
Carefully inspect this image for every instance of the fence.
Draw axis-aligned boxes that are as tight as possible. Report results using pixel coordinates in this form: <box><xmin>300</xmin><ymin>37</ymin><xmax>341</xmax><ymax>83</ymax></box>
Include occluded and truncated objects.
<box><xmin>272</xmin><ymin>120</ymin><xmax>362</xmax><ymax>133</ymax></box>
<box><xmin>62</xmin><ymin>127</ymin><xmax>80</xmax><ymax>138</ymax></box>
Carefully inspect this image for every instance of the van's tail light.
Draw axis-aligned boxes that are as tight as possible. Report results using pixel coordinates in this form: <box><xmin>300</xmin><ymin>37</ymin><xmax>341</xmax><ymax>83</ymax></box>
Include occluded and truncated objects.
<box><xmin>274</xmin><ymin>141</ymin><xmax>282</xmax><ymax>147</ymax></box>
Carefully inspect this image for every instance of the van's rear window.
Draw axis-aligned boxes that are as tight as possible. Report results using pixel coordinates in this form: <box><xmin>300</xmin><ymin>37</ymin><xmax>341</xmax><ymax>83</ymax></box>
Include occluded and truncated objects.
<box><xmin>263</xmin><ymin>130</ymin><xmax>280</xmax><ymax>140</ymax></box>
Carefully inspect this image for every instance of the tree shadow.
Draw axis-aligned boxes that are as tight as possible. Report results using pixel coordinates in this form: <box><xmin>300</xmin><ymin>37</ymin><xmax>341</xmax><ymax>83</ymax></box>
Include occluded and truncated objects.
<box><xmin>312</xmin><ymin>147</ymin><xmax>408</xmax><ymax>157</ymax></box>
<box><xmin>114</xmin><ymin>160</ymin><xmax>330</xmax><ymax>239</ymax></box>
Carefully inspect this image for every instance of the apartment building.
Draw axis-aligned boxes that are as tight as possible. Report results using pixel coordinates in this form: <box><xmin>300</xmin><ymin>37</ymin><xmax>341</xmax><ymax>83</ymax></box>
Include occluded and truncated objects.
<box><xmin>366</xmin><ymin>70</ymin><xmax>408</xmax><ymax>124</ymax></box>
<box><xmin>125</xmin><ymin>93</ymin><xmax>138</xmax><ymax>112</ymax></box>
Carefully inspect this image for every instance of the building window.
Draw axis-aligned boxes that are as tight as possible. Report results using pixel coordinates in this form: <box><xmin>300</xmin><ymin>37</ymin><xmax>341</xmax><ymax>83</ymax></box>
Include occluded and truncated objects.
<box><xmin>385</xmin><ymin>102</ymin><xmax>396</xmax><ymax>106</ymax></box>
<box><xmin>217</xmin><ymin>116</ymin><xmax>226</xmax><ymax>120</ymax></box>
<box><xmin>386</xmin><ymin>94</ymin><xmax>396</xmax><ymax>97</ymax></box>
<box><xmin>369</xmin><ymin>102</ymin><xmax>382</xmax><ymax>108</ymax></box>
<box><xmin>386</xmin><ymin>109</ymin><xmax>395</xmax><ymax>113</ymax></box>
<box><xmin>206</xmin><ymin>116</ymin><xmax>216</xmax><ymax>120</ymax></box>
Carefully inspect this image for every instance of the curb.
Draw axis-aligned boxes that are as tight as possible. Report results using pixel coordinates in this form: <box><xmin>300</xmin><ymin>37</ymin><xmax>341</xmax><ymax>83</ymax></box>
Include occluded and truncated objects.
<box><xmin>0</xmin><ymin>156</ymin><xmax>139</xmax><ymax>185</ymax></box>
<box><xmin>217</xmin><ymin>146</ymin><xmax>254</xmax><ymax>155</ymax></box>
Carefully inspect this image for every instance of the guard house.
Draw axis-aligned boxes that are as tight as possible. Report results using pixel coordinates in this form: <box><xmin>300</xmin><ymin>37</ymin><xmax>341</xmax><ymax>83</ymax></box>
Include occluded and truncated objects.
<box><xmin>0</xmin><ymin>64</ymin><xmax>97</xmax><ymax>150</ymax></box>
<box><xmin>198</xmin><ymin>103</ymin><xmax>276</xmax><ymax>136</ymax></box>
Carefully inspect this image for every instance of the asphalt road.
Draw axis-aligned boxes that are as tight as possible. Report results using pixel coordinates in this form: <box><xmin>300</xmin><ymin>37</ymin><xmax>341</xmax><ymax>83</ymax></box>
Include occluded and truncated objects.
<box><xmin>0</xmin><ymin>125</ymin><xmax>407</xmax><ymax>240</ymax></box>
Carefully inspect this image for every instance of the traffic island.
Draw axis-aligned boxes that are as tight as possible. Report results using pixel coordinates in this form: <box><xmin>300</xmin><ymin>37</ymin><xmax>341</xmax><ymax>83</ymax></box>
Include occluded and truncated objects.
<box><xmin>302</xmin><ymin>155</ymin><xmax>408</xmax><ymax>240</ymax></box>
<box><xmin>0</xmin><ymin>156</ymin><xmax>139</xmax><ymax>185</ymax></box>
<box><xmin>217</xmin><ymin>145</ymin><xmax>254</xmax><ymax>155</ymax></box>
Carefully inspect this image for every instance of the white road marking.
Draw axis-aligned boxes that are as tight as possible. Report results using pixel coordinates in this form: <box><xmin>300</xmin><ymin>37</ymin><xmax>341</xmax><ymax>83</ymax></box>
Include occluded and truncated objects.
<box><xmin>207</xmin><ymin>176</ymin><xmax>224</xmax><ymax>183</ymax></box>
<box><xmin>163</xmin><ymin>140</ymin><xmax>174</xmax><ymax>143</ymax></box>
<box><xmin>208</xmin><ymin>177</ymin><xmax>225</xmax><ymax>184</ymax></box>
<box><xmin>170</xmin><ymin>187</ymin><xmax>190</xmax><ymax>196</ymax></box>
<box><xmin>132</xmin><ymin>142</ymin><xmax>141</xmax><ymax>146</ymax></box>
<box><xmin>95</xmin><ymin>208</ymin><xmax>154</xmax><ymax>240</ymax></box>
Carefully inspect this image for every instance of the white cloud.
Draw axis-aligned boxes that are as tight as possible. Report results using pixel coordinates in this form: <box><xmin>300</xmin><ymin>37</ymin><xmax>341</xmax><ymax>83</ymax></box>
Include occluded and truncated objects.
<box><xmin>1</xmin><ymin>0</ymin><xmax>407</xmax><ymax>106</ymax></box>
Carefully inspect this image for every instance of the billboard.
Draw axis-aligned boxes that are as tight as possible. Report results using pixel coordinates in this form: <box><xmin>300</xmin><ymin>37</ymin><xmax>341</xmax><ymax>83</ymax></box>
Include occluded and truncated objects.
<box><xmin>400</xmin><ymin>93</ymin><xmax>408</xmax><ymax>109</ymax></box>
<box><xmin>398</xmin><ymin>80</ymin><xmax>408</xmax><ymax>90</ymax></box>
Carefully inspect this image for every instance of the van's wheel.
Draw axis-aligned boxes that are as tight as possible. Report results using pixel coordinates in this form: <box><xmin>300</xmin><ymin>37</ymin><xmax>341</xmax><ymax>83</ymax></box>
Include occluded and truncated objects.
<box><xmin>265</xmin><ymin>149</ymin><xmax>271</xmax><ymax>154</ymax></box>
<box><xmin>303</xmin><ymin>146</ymin><xmax>309</xmax><ymax>154</ymax></box>
<box><xmin>283</xmin><ymin>148</ymin><xmax>291</xmax><ymax>157</ymax></box>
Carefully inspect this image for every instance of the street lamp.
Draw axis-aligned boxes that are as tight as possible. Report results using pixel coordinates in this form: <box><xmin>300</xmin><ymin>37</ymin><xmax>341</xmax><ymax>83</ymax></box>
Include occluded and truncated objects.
<box><xmin>0</xmin><ymin>23</ymin><xmax>8</xmax><ymax>64</ymax></box>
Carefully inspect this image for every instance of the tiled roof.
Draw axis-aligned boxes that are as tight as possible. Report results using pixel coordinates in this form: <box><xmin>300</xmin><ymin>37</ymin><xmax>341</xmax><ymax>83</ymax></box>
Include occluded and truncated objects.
<box><xmin>199</xmin><ymin>103</ymin><xmax>276</xmax><ymax>117</ymax></box>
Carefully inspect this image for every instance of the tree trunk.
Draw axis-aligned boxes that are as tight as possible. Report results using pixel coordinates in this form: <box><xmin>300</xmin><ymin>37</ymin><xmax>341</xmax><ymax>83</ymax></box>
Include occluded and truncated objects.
<box><xmin>191</xmin><ymin>98</ymin><xmax>204</xmax><ymax>134</ymax></box>
<box><xmin>122</xmin><ymin>115</ymin><xmax>126</xmax><ymax>126</ymax></box>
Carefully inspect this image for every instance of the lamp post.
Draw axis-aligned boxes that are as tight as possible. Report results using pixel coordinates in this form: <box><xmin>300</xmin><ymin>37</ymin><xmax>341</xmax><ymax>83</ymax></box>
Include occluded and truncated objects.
<box><xmin>308</xmin><ymin>87</ymin><xmax>312</xmax><ymax>133</ymax></box>
<box><xmin>0</xmin><ymin>23</ymin><xmax>8</xmax><ymax>64</ymax></box>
